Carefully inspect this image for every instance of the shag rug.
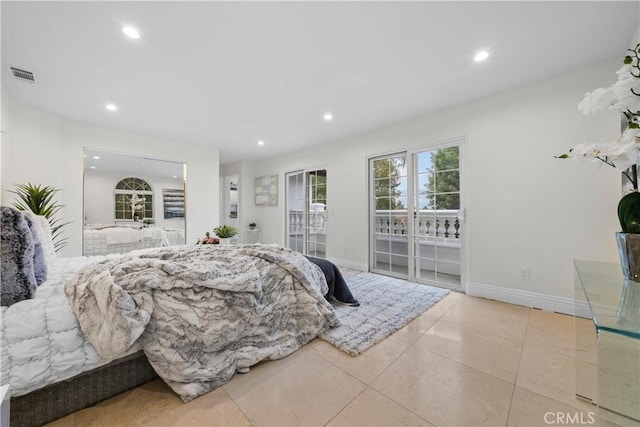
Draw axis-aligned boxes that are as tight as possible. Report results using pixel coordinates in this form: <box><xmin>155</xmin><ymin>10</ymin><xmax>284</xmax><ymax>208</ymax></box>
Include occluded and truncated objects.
<box><xmin>319</xmin><ymin>270</ymin><xmax>450</xmax><ymax>356</ymax></box>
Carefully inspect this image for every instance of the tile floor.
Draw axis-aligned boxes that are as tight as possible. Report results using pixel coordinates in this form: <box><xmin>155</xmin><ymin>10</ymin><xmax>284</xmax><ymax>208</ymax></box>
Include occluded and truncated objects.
<box><xmin>47</xmin><ymin>292</ymin><xmax>631</xmax><ymax>427</ymax></box>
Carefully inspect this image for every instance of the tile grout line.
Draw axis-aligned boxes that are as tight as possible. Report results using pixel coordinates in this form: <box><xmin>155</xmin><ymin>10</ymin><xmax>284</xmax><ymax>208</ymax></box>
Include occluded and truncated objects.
<box><xmin>223</xmin><ymin>387</ymin><xmax>257</xmax><ymax>427</ymax></box>
<box><xmin>314</xmin><ymin>295</ymin><xmax>462</xmax><ymax>427</ymax></box>
<box><xmin>359</xmin><ymin>292</ymin><xmax>464</xmax><ymax>386</ymax></box>
<box><xmin>504</xmin><ymin>306</ymin><xmax>534</xmax><ymax>426</ymax></box>
<box><xmin>322</xmin><ymin>385</ymin><xmax>368</xmax><ymax>427</ymax></box>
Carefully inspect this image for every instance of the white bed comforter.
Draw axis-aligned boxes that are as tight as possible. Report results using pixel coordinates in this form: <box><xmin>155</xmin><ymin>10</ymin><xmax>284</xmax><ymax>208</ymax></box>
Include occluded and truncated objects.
<box><xmin>0</xmin><ymin>255</ymin><xmax>136</xmax><ymax>397</ymax></box>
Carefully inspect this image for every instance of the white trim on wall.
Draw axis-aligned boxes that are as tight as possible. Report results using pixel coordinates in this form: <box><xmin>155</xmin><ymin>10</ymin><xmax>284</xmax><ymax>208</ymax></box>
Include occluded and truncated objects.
<box><xmin>467</xmin><ymin>281</ymin><xmax>591</xmax><ymax>318</ymax></box>
<box><xmin>328</xmin><ymin>257</ymin><xmax>368</xmax><ymax>272</ymax></box>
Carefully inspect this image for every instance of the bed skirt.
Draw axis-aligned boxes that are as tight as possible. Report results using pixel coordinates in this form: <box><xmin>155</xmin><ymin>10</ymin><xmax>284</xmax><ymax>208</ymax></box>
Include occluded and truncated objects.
<box><xmin>10</xmin><ymin>351</ymin><xmax>158</xmax><ymax>427</ymax></box>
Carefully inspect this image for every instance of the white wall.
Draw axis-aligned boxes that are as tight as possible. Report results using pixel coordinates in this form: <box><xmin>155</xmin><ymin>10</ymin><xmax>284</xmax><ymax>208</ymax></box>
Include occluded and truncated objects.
<box><xmin>248</xmin><ymin>59</ymin><xmax>622</xmax><ymax>304</ymax></box>
<box><xmin>1</xmin><ymin>94</ymin><xmax>219</xmax><ymax>256</ymax></box>
<box><xmin>83</xmin><ymin>170</ymin><xmax>185</xmax><ymax>230</ymax></box>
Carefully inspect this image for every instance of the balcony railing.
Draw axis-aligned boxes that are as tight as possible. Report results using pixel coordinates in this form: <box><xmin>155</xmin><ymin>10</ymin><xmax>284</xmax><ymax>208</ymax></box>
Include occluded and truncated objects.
<box><xmin>288</xmin><ymin>209</ymin><xmax>461</xmax><ymax>240</ymax></box>
<box><xmin>288</xmin><ymin>210</ymin><xmax>327</xmax><ymax>236</ymax></box>
<box><xmin>375</xmin><ymin>209</ymin><xmax>461</xmax><ymax>240</ymax></box>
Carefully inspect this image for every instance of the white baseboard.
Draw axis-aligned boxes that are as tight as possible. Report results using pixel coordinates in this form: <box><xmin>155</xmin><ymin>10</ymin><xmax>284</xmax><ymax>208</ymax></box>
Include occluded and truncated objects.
<box><xmin>467</xmin><ymin>281</ymin><xmax>591</xmax><ymax>318</ymax></box>
<box><xmin>328</xmin><ymin>257</ymin><xmax>368</xmax><ymax>272</ymax></box>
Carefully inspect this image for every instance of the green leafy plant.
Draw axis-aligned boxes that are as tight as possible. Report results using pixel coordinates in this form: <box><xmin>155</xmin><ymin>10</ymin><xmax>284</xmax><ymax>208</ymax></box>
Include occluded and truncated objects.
<box><xmin>249</xmin><ymin>222</ymin><xmax>257</xmax><ymax>229</ymax></box>
<box><xmin>213</xmin><ymin>224</ymin><xmax>238</xmax><ymax>238</ymax></box>
<box><xmin>10</xmin><ymin>182</ymin><xmax>71</xmax><ymax>252</ymax></box>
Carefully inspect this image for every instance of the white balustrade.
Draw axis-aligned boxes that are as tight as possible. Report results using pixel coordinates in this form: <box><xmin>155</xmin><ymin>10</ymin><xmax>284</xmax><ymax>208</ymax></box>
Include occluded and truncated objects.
<box><xmin>288</xmin><ymin>209</ymin><xmax>327</xmax><ymax>236</ymax></box>
<box><xmin>375</xmin><ymin>209</ymin><xmax>461</xmax><ymax>240</ymax></box>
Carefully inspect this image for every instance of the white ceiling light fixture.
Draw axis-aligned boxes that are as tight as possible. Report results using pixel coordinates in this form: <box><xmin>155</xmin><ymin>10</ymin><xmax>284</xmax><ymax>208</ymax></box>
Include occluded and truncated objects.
<box><xmin>474</xmin><ymin>50</ymin><xmax>489</xmax><ymax>62</ymax></box>
<box><xmin>323</xmin><ymin>112</ymin><xmax>333</xmax><ymax>121</ymax></box>
<box><xmin>122</xmin><ymin>26</ymin><xmax>140</xmax><ymax>39</ymax></box>
<box><xmin>257</xmin><ymin>140</ymin><xmax>265</xmax><ymax>146</ymax></box>
<box><xmin>93</xmin><ymin>155</ymin><xmax>100</xmax><ymax>160</ymax></box>
<box><xmin>105</xmin><ymin>103</ymin><xmax>117</xmax><ymax>111</ymax></box>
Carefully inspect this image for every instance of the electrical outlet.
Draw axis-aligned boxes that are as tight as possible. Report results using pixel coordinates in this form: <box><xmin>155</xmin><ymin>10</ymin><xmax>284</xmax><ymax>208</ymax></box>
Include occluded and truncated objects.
<box><xmin>519</xmin><ymin>268</ymin><xmax>529</xmax><ymax>281</ymax></box>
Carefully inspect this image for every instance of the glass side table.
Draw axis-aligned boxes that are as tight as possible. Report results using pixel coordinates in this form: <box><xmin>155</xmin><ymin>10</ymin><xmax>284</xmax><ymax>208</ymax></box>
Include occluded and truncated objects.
<box><xmin>574</xmin><ymin>260</ymin><xmax>640</xmax><ymax>423</ymax></box>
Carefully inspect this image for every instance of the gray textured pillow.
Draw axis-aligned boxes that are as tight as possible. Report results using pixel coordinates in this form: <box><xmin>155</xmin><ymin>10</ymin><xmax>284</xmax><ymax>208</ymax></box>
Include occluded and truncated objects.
<box><xmin>1</xmin><ymin>206</ymin><xmax>37</xmax><ymax>306</ymax></box>
<box><xmin>22</xmin><ymin>211</ymin><xmax>48</xmax><ymax>285</ymax></box>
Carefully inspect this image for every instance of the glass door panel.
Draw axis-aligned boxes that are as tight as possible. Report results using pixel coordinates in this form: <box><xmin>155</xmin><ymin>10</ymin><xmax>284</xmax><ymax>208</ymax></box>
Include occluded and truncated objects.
<box><xmin>307</xmin><ymin>170</ymin><xmax>327</xmax><ymax>257</ymax></box>
<box><xmin>413</xmin><ymin>146</ymin><xmax>461</xmax><ymax>287</ymax></box>
<box><xmin>286</xmin><ymin>172</ymin><xmax>304</xmax><ymax>253</ymax></box>
<box><xmin>286</xmin><ymin>169</ymin><xmax>327</xmax><ymax>257</ymax></box>
<box><xmin>371</xmin><ymin>155</ymin><xmax>409</xmax><ymax>276</ymax></box>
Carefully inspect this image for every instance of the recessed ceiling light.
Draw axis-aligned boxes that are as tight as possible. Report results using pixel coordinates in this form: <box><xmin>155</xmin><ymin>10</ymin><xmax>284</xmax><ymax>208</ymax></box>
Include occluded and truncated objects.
<box><xmin>323</xmin><ymin>113</ymin><xmax>333</xmax><ymax>121</ymax></box>
<box><xmin>474</xmin><ymin>50</ymin><xmax>489</xmax><ymax>62</ymax></box>
<box><xmin>257</xmin><ymin>140</ymin><xmax>265</xmax><ymax>146</ymax></box>
<box><xmin>106</xmin><ymin>103</ymin><xmax>117</xmax><ymax>111</ymax></box>
<box><xmin>93</xmin><ymin>156</ymin><xmax>100</xmax><ymax>160</ymax></box>
<box><xmin>90</xmin><ymin>166</ymin><xmax>96</xmax><ymax>169</ymax></box>
<box><xmin>172</xmin><ymin>175</ymin><xmax>178</xmax><ymax>179</ymax></box>
<box><xmin>122</xmin><ymin>26</ymin><xmax>140</xmax><ymax>39</ymax></box>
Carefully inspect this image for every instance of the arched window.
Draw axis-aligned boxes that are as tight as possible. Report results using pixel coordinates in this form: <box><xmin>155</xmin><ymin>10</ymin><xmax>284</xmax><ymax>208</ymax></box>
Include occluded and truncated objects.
<box><xmin>115</xmin><ymin>177</ymin><xmax>153</xmax><ymax>220</ymax></box>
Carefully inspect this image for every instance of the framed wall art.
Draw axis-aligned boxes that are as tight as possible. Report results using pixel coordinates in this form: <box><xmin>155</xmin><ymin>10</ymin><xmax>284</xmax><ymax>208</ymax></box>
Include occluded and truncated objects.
<box><xmin>255</xmin><ymin>175</ymin><xmax>278</xmax><ymax>206</ymax></box>
<box><xmin>163</xmin><ymin>188</ymin><xmax>185</xmax><ymax>219</ymax></box>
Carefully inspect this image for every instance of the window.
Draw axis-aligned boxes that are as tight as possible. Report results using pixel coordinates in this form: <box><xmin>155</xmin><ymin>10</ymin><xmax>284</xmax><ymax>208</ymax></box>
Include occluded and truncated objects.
<box><xmin>115</xmin><ymin>177</ymin><xmax>153</xmax><ymax>220</ymax></box>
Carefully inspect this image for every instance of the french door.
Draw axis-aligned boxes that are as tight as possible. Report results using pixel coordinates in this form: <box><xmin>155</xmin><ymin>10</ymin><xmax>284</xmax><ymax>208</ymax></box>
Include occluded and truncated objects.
<box><xmin>369</xmin><ymin>140</ymin><xmax>464</xmax><ymax>289</ymax></box>
<box><xmin>285</xmin><ymin>169</ymin><xmax>327</xmax><ymax>258</ymax></box>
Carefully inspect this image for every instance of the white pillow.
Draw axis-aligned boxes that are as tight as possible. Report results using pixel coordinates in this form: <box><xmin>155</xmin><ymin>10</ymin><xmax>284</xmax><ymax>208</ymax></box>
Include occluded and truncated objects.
<box><xmin>21</xmin><ymin>212</ymin><xmax>56</xmax><ymax>270</ymax></box>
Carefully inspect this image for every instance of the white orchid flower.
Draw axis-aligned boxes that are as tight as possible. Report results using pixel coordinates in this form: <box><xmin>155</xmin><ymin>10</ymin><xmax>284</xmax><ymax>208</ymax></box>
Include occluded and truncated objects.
<box><xmin>578</xmin><ymin>86</ymin><xmax>617</xmax><ymax>115</ymax></box>
<box><xmin>597</xmin><ymin>136</ymin><xmax>640</xmax><ymax>171</ymax></box>
<box><xmin>561</xmin><ymin>44</ymin><xmax>640</xmax><ymax>190</ymax></box>
<box><xmin>610</xmin><ymin>65</ymin><xmax>640</xmax><ymax>113</ymax></box>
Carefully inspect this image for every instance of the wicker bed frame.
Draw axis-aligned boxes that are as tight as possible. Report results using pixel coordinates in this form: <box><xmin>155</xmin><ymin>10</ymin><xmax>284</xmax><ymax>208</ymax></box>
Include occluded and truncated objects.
<box><xmin>10</xmin><ymin>351</ymin><xmax>158</xmax><ymax>427</ymax></box>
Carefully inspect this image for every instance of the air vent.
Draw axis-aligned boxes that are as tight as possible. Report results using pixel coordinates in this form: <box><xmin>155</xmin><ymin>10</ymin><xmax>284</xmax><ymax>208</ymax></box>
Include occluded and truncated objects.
<box><xmin>10</xmin><ymin>67</ymin><xmax>35</xmax><ymax>84</ymax></box>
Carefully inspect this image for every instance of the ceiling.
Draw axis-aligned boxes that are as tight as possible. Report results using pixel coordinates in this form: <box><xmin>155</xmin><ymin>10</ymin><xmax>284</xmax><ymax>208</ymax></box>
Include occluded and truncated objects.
<box><xmin>2</xmin><ymin>2</ymin><xmax>639</xmax><ymax>165</ymax></box>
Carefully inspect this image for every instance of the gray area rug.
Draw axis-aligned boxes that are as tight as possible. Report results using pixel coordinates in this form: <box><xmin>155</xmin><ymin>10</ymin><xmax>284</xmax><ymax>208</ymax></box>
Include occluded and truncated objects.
<box><xmin>319</xmin><ymin>270</ymin><xmax>450</xmax><ymax>356</ymax></box>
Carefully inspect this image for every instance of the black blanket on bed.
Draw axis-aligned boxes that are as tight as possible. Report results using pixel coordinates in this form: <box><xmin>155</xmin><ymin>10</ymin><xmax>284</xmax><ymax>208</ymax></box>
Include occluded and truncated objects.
<box><xmin>304</xmin><ymin>256</ymin><xmax>359</xmax><ymax>306</ymax></box>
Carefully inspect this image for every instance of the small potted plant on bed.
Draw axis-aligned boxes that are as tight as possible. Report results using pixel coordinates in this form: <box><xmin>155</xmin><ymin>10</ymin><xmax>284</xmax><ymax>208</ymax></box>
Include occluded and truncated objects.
<box><xmin>213</xmin><ymin>224</ymin><xmax>237</xmax><ymax>244</ymax></box>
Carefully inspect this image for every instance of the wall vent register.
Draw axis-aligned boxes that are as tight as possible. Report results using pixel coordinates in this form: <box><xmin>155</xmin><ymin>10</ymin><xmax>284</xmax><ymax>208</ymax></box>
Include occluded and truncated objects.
<box><xmin>10</xmin><ymin>66</ymin><xmax>35</xmax><ymax>84</ymax></box>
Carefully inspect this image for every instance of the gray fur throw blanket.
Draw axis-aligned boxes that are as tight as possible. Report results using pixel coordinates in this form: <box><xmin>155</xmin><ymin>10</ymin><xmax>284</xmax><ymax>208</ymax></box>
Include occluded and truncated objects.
<box><xmin>1</xmin><ymin>206</ymin><xmax>36</xmax><ymax>306</ymax></box>
<box><xmin>66</xmin><ymin>244</ymin><xmax>340</xmax><ymax>402</ymax></box>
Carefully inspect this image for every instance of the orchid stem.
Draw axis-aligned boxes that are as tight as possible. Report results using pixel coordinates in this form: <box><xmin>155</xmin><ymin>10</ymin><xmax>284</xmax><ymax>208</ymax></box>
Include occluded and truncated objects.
<box><xmin>598</xmin><ymin>157</ymin><xmax>638</xmax><ymax>190</ymax></box>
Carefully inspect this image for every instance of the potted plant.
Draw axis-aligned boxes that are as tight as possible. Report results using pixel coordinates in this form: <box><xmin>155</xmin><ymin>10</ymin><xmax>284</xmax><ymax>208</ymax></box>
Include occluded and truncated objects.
<box><xmin>249</xmin><ymin>222</ymin><xmax>257</xmax><ymax>230</ymax></box>
<box><xmin>10</xmin><ymin>182</ymin><xmax>71</xmax><ymax>252</ymax></box>
<box><xmin>557</xmin><ymin>43</ymin><xmax>640</xmax><ymax>280</ymax></box>
<box><xmin>213</xmin><ymin>224</ymin><xmax>238</xmax><ymax>244</ymax></box>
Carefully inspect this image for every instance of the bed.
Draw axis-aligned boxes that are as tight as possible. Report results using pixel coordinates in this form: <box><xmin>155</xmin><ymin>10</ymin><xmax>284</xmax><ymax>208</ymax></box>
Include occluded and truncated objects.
<box><xmin>82</xmin><ymin>224</ymin><xmax>186</xmax><ymax>256</ymax></box>
<box><xmin>1</xmin><ymin>207</ymin><xmax>345</xmax><ymax>426</ymax></box>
